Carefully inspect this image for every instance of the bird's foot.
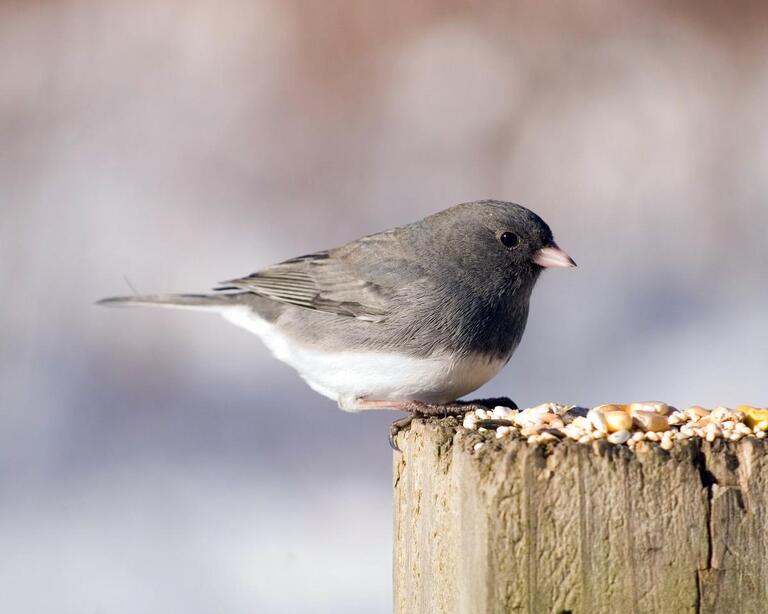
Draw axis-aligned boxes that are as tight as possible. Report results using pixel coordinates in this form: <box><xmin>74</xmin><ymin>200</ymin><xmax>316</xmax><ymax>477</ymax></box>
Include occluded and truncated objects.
<box><xmin>354</xmin><ymin>400</ymin><xmax>464</xmax><ymax>451</ymax></box>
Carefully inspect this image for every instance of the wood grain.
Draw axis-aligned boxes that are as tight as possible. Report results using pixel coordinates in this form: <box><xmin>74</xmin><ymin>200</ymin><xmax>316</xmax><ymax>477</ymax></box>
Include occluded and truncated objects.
<box><xmin>393</xmin><ymin>418</ymin><xmax>768</xmax><ymax>614</ymax></box>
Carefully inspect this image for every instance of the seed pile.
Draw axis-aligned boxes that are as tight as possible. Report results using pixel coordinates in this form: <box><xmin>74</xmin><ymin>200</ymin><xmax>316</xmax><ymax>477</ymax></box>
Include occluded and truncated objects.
<box><xmin>462</xmin><ymin>402</ymin><xmax>768</xmax><ymax>452</ymax></box>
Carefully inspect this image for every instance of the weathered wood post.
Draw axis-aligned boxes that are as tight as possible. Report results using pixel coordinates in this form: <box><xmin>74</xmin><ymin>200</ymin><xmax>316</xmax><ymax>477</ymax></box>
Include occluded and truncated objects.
<box><xmin>393</xmin><ymin>417</ymin><xmax>768</xmax><ymax>614</ymax></box>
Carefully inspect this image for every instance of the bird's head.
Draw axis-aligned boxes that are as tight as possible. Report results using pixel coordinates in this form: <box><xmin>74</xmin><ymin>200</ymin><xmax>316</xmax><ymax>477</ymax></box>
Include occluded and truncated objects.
<box><xmin>418</xmin><ymin>200</ymin><xmax>576</xmax><ymax>297</ymax></box>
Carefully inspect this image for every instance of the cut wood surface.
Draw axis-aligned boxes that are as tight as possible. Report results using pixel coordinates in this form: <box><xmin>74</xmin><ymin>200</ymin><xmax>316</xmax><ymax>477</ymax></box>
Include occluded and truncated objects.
<box><xmin>393</xmin><ymin>418</ymin><xmax>768</xmax><ymax>614</ymax></box>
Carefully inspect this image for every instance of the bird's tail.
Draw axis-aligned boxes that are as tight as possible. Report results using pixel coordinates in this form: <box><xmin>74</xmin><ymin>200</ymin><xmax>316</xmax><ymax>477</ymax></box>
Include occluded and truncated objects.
<box><xmin>96</xmin><ymin>293</ymin><xmax>242</xmax><ymax>311</ymax></box>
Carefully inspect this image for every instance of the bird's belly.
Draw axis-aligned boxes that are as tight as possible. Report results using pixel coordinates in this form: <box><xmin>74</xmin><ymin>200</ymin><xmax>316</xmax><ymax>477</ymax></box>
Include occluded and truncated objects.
<box><xmin>222</xmin><ymin>307</ymin><xmax>507</xmax><ymax>411</ymax></box>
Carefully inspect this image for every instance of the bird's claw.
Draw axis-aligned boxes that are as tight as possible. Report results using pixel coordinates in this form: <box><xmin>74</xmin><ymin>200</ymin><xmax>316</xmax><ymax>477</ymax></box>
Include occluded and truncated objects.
<box><xmin>389</xmin><ymin>415</ymin><xmax>414</xmax><ymax>452</ymax></box>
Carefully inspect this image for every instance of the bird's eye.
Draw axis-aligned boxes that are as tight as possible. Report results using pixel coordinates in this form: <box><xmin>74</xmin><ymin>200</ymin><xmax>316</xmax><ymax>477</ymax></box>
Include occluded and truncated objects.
<box><xmin>499</xmin><ymin>232</ymin><xmax>520</xmax><ymax>248</ymax></box>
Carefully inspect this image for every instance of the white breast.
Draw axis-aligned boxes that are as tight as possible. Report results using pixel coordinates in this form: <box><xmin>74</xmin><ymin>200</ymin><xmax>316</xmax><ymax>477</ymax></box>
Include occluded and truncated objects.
<box><xmin>222</xmin><ymin>307</ymin><xmax>507</xmax><ymax>412</ymax></box>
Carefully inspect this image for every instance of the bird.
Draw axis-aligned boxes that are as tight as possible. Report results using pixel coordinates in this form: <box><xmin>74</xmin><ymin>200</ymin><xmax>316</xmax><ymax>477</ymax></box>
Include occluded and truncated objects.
<box><xmin>99</xmin><ymin>200</ymin><xmax>576</xmax><ymax>449</ymax></box>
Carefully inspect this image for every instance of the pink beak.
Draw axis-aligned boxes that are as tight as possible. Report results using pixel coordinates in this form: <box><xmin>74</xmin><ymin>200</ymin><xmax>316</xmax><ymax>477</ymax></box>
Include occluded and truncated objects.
<box><xmin>533</xmin><ymin>244</ymin><xmax>577</xmax><ymax>268</ymax></box>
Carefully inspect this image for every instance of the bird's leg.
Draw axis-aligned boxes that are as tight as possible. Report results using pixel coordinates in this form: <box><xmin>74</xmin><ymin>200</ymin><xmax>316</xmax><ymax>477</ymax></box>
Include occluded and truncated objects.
<box><xmin>356</xmin><ymin>399</ymin><xmax>467</xmax><ymax>415</ymax></box>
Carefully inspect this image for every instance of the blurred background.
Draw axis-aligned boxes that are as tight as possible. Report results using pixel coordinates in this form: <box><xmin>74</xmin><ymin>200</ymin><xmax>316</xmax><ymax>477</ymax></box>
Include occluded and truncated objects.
<box><xmin>2</xmin><ymin>1</ymin><xmax>767</xmax><ymax>612</ymax></box>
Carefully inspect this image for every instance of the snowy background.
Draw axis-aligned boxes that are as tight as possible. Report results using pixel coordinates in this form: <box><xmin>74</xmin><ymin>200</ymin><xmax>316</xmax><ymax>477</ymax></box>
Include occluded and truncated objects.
<box><xmin>2</xmin><ymin>1</ymin><xmax>767</xmax><ymax>612</ymax></box>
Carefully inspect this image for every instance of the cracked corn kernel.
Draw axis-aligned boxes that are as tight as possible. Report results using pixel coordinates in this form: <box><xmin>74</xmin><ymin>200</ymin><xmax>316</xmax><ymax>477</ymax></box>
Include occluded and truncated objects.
<box><xmin>605</xmin><ymin>411</ymin><xmax>633</xmax><ymax>432</ymax></box>
<box><xmin>631</xmin><ymin>410</ymin><xmax>669</xmax><ymax>433</ymax></box>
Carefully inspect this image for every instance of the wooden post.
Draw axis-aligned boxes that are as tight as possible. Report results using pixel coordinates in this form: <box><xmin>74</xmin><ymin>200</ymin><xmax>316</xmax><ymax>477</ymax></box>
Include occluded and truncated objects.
<box><xmin>393</xmin><ymin>418</ymin><xmax>768</xmax><ymax>614</ymax></box>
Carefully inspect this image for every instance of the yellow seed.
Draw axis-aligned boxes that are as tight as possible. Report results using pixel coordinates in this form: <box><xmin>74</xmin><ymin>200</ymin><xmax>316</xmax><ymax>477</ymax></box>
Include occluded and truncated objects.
<box><xmin>738</xmin><ymin>406</ymin><xmax>768</xmax><ymax>429</ymax></box>
<box><xmin>661</xmin><ymin>438</ymin><xmax>673</xmax><ymax>450</ymax></box>
<box><xmin>604</xmin><ymin>410</ymin><xmax>633</xmax><ymax>433</ymax></box>
<box><xmin>631</xmin><ymin>410</ymin><xmax>670</xmax><ymax>432</ymax></box>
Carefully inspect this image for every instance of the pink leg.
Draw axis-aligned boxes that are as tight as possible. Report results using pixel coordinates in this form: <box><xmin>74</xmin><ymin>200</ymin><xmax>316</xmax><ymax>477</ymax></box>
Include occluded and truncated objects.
<box><xmin>353</xmin><ymin>399</ymin><xmax>412</xmax><ymax>411</ymax></box>
<box><xmin>355</xmin><ymin>399</ymin><xmax>467</xmax><ymax>415</ymax></box>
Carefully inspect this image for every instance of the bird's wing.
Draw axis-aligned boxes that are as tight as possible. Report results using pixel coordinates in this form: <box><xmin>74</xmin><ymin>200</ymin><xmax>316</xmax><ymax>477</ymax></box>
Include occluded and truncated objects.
<box><xmin>216</xmin><ymin>233</ymin><xmax>422</xmax><ymax>322</ymax></box>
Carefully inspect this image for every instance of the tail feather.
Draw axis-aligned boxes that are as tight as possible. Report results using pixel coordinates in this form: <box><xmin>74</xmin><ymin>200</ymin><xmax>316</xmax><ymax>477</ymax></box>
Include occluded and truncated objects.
<box><xmin>96</xmin><ymin>293</ymin><xmax>240</xmax><ymax>311</ymax></box>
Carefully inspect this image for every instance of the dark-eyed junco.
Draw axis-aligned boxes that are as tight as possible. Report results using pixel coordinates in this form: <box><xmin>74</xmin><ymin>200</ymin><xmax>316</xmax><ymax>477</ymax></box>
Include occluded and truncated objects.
<box><xmin>99</xmin><ymin>200</ymin><xmax>575</xmax><ymax>447</ymax></box>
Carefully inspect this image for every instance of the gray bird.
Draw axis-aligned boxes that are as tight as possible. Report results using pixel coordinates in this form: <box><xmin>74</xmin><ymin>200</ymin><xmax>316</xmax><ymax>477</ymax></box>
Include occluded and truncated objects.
<box><xmin>99</xmin><ymin>200</ymin><xmax>575</xmax><ymax>448</ymax></box>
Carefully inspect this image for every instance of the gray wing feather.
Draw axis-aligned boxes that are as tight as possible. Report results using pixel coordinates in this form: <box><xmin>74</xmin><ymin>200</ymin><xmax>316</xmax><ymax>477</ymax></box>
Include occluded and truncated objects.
<box><xmin>216</xmin><ymin>235</ymin><xmax>417</xmax><ymax>322</ymax></box>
